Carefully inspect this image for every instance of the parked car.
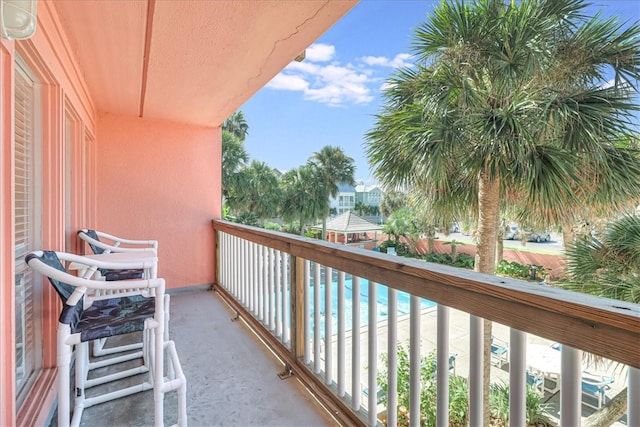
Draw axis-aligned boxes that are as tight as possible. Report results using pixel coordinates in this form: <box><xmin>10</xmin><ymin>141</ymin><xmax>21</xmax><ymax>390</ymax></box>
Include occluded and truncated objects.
<box><xmin>516</xmin><ymin>230</ymin><xmax>551</xmax><ymax>243</ymax></box>
<box><xmin>505</xmin><ymin>225</ymin><xmax>519</xmax><ymax>240</ymax></box>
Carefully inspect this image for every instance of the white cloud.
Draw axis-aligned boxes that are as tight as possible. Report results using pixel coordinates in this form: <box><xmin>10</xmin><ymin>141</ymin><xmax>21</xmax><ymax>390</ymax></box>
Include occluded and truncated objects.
<box><xmin>266</xmin><ymin>74</ymin><xmax>309</xmax><ymax>91</ymax></box>
<box><xmin>305</xmin><ymin>43</ymin><xmax>335</xmax><ymax>62</ymax></box>
<box><xmin>360</xmin><ymin>53</ymin><xmax>412</xmax><ymax>68</ymax></box>
<box><xmin>380</xmin><ymin>81</ymin><xmax>394</xmax><ymax>91</ymax></box>
<box><xmin>266</xmin><ymin>46</ymin><xmax>413</xmax><ymax>106</ymax></box>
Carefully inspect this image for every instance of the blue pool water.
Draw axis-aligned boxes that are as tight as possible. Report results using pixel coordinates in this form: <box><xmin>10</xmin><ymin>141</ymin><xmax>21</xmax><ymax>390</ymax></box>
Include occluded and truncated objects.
<box><xmin>310</xmin><ymin>277</ymin><xmax>435</xmax><ymax>338</ymax></box>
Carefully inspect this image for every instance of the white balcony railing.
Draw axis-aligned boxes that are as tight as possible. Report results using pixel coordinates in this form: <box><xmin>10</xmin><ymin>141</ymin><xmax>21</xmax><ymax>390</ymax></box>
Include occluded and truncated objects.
<box><xmin>212</xmin><ymin>220</ymin><xmax>639</xmax><ymax>426</ymax></box>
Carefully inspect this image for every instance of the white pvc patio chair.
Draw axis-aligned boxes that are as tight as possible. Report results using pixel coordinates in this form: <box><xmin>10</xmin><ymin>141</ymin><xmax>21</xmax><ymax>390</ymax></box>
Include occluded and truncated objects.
<box><xmin>77</xmin><ymin>228</ymin><xmax>158</xmax><ymax>254</ymax></box>
<box><xmin>26</xmin><ymin>250</ymin><xmax>187</xmax><ymax>427</ymax></box>
<box><xmin>582</xmin><ymin>371</ymin><xmax>614</xmax><ymax>410</ymax></box>
<box><xmin>77</xmin><ymin>228</ymin><xmax>167</xmax><ymax>358</ymax></box>
<box><xmin>491</xmin><ymin>336</ymin><xmax>509</xmax><ymax>368</ymax></box>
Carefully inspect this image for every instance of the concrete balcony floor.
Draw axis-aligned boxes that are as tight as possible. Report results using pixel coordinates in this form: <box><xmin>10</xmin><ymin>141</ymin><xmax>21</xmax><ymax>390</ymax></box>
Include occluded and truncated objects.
<box><xmin>51</xmin><ymin>286</ymin><xmax>333</xmax><ymax>426</ymax></box>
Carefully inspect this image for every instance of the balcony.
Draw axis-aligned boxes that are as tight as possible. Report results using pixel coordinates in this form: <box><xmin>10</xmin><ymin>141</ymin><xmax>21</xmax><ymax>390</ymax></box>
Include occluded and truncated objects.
<box><xmin>61</xmin><ymin>220</ymin><xmax>639</xmax><ymax>426</ymax></box>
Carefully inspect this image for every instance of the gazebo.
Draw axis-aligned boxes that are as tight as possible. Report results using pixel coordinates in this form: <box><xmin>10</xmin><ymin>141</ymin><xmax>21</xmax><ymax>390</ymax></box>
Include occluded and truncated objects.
<box><xmin>312</xmin><ymin>211</ymin><xmax>383</xmax><ymax>245</ymax></box>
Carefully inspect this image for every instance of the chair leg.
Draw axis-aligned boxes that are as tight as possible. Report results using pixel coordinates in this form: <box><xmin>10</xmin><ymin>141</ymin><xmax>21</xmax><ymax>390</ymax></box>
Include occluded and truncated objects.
<box><xmin>154</xmin><ymin>321</ymin><xmax>165</xmax><ymax>426</ymax></box>
<box><xmin>57</xmin><ymin>327</ymin><xmax>72</xmax><ymax>427</ymax></box>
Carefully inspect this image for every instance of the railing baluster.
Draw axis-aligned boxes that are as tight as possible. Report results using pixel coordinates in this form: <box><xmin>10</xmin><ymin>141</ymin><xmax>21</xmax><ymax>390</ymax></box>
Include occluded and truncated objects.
<box><xmin>469</xmin><ymin>315</ymin><xmax>483</xmax><ymax>425</ymax></box>
<box><xmin>276</xmin><ymin>250</ymin><xmax>282</xmax><ymax>338</ymax></box>
<box><xmin>560</xmin><ymin>346</ymin><xmax>582</xmax><ymax>425</ymax></box>
<box><xmin>304</xmin><ymin>260</ymin><xmax>311</xmax><ymax>365</ymax></box>
<box><xmin>232</xmin><ymin>235</ymin><xmax>238</xmax><ymax>297</ymax></box>
<box><xmin>409</xmin><ymin>295</ymin><xmax>421</xmax><ymax>427</ymax></box>
<box><xmin>324</xmin><ymin>266</ymin><xmax>333</xmax><ymax>385</ymax></box>
<box><xmin>436</xmin><ymin>304</ymin><xmax>449</xmax><ymax>427</ymax></box>
<box><xmin>249</xmin><ymin>242</ymin><xmax>255</xmax><ymax>314</ymax></box>
<box><xmin>313</xmin><ymin>262</ymin><xmax>321</xmax><ymax>374</ymax></box>
<box><xmin>351</xmin><ymin>276</ymin><xmax>361</xmax><ymax>412</ymax></box>
<box><xmin>337</xmin><ymin>271</ymin><xmax>345</xmax><ymax>397</ymax></box>
<box><xmin>387</xmin><ymin>287</ymin><xmax>398</xmax><ymax>427</ymax></box>
<box><xmin>258</xmin><ymin>245</ymin><xmax>264</xmax><ymax>323</ymax></box>
<box><xmin>282</xmin><ymin>253</ymin><xmax>290</xmax><ymax>346</ymax></box>
<box><xmin>367</xmin><ymin>280</ymin><xmax>377</xmax><ymax>427</ymax></box>
<box><xmin>509</xmin><ymin>329</ymin><xmax>526</xmax><ymax>427</ymax></box>
<box><xmin>629</xmin><ymin>367</ymin><xmax>640</xmax><ymax>426</ymax></box>
<box><xmin>241</xmin><ymin>239</ymin><xmax>247</xmax><ymax>304</ymax></box>
<box><xmin>268</xmin><ymin>248</ymin><xmax>275</xmax><ymax>331</ymax></box>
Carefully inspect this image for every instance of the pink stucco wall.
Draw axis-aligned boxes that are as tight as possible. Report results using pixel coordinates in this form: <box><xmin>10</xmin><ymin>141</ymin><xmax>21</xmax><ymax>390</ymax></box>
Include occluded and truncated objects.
<box><xmin>96</xmin><ymin>113</ymin><xmax>220</xmax><ymax>288</ymax></box>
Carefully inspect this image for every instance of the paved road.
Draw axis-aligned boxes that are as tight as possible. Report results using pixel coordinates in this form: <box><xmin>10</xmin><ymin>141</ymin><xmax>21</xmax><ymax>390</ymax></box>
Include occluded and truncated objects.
<box><xmin>438</xmin><ymin>231</ymin><xmax>565</xmax><ymax>254</ymax></box>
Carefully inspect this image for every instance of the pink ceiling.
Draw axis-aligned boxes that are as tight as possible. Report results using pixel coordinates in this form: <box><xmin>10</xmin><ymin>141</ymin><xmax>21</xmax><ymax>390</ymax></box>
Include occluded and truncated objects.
<box><xmin>52</xmin><ymin>0</ymin><xmax>357</xmax><ymax>127</ymax></box>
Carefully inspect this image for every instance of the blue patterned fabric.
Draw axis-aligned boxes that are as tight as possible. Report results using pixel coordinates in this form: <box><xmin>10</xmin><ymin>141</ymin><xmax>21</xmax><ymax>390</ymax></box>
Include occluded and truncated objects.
<box><xmin>82</xmin><ymin>229</ymin><xmax>105</xmax><ymax>255</ymax></box>
<box><xmin>105</xmin><ymin>269</ymin><xmax>144</xmax><ymax>281</ymax></box>
<box><xmin>25</xmin><ymin>251</ymin><xmax>84</xmax><ymax>328</ymax></box>
<box><xmin>26</xmin><ymin>251</ymin><xmax>155</xmax><ymax>342</ymax></box>
<box><xmin>75</xmin><ymin>294</ymin><xmax>155</xmax><ymax>342</ymax></box>
<box><xmin>80</xmin><ymin>230</ymin><xmax>145</xmax><ymax>280</ymax></box>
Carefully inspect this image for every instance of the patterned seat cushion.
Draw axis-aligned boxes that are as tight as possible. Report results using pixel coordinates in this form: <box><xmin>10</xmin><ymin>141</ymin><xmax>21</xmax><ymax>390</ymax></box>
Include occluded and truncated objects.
<box><xmin>104</xmin><ymin>268</ymin><xmax>144</xmax><ymax>281</ymax></box>
<box><xmin>74</xmin><ymin>294</ymin><xmax>155</xmax><ymax>342</ymax></box>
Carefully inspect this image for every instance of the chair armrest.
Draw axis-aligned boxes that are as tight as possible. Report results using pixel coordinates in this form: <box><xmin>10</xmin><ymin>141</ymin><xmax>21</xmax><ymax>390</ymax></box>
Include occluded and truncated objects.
<box><xmin>62</xmin><ymin>251</ymin><xmax>157</xmax><ymax>272</ymax></box>
<box><xmin>78</xmin><ymin>229</ymin><xmax>158</xmax><ymax>254</ymax></box>
<box><xmin>94</xmin><ymin>230</ymin><xmax>158</xmax><ymax>249</ymax></box>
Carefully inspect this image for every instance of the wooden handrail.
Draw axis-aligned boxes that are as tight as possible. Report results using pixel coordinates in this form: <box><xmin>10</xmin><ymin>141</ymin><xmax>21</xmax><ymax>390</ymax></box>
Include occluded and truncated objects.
<box><xmin>212</xmin><ymin>219</ymin><xmax>639</xmax><ymax>370</ymax></box>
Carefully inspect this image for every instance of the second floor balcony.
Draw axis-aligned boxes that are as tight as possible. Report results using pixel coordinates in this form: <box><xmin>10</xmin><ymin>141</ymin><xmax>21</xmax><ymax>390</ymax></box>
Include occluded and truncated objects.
<box><xmin>67</xmin><ymin>220</ymin><xmax>639</xmax><ymax>426</ymax></box>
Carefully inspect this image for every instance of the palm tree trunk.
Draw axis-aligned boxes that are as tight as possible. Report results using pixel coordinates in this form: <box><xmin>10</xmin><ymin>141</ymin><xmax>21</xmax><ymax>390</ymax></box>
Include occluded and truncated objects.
<box><xmin>562</xmin><ymin>219</ymin><xmax>576</xmax><ymax>252</ymax></box>
<box><xmin>584</xmin><ymin>388</ymin><xmax>627</xmax><ymax>427</ymax></box>
<box><xmin>476</xmin><ymin>169</ymin><xmax>501</xmax><ymax>426</ymax></box>
<box><xmin>322</xmin><ymin>217</ymin><xmax>327</xmax><ymax>241</ymax></box>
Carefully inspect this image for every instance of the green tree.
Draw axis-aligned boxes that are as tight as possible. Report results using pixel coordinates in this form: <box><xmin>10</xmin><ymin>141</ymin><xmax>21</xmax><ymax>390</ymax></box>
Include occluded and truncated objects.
<box><xmin>355</xmin><ymin>200</ymin><xmax>369</xmax><ymax>216</ymax></box>
<box><xmin>308</xmin><ymin>146</ymin><xmax>356</xmax><ymax>239</ymax></box>
<box><xmin>231</xmin><ymin>160</ymin><xmax>281</xmax><ymax>221</ymax></box>
<box><xmin>379</xmin><ymin>189</ymin><xmax>407</xmax><ymax>218</ymax></box>
<box><xmin>366</xmin><ymin>1</ymin><xmax>640</xmax><ymax>423</ymax></box>
<box><xmin>562</xmin><ymin>214</ymin><xmax>640</xmax><ymax>425</ymax></box>
<box><xmin>280</xmin><ymin>166</ymin><xmax>329</xmax><ymax>235</ymax></box>
<box><xmin>221</xmin><ymin>130</ymin><xmax>249</xmax><ymax>203</ymax></box>
<box><xmin>222</xmin><ymin>110</ymin><xmax>249</xmax><ymax>141</ymax></box>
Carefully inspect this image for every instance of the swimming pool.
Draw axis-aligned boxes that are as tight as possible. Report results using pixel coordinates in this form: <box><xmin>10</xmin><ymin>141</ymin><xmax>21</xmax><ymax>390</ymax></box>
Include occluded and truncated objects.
<box><xmin>310</xmin><ymin>277</ymin><xmax>435</xmax><ymax>338</ymax></box>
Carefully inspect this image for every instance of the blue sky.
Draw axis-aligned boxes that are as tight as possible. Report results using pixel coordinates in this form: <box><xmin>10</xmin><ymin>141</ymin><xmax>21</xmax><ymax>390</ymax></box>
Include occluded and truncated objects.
<box><xmin>240</xmin><ymin>0</ymin><xmax>640</xmax><ymax>184</ymax></box>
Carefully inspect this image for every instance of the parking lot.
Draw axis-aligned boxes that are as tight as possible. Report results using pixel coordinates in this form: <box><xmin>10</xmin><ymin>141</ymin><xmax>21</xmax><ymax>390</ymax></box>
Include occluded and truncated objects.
<box><xmin>439</xmin><ymin>230</ymin><xmax>565</xmax><ymax>254</ymax></box>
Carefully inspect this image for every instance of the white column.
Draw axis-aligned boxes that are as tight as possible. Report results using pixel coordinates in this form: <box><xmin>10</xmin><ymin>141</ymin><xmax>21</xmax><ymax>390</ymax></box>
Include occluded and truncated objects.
<box><xmin>509</xmin><ymin>330</ymin><xmax>526</xmax><ymax>427</ymax></box>
<box><xmin>629</xmin><ymin>367</ymin><xmax>640</xmax><ymax>427</ymax></box>
<box><xmin>436</xmin><ymin>304</ymin><xmax>449</xmax><ymax>427</ymax></box>
<box><xmin>337</xmin><ymin>271</ymin><xmax>346</xmax><ymax>396</ymax></box>
<box><xmin>468</xmin><ymin>315</ymin><xmax>483</xmax><ymax>425</ymax></box>
<box><xmin>351</xmin><ymin>276</ymin><xmax>361</xmax><ymax>411</ymax></box>
<box><xmin>560</xmin><ymin>345</ymin><xmax>582</xmax><ymax>426</ymax></box>
<box><xmin>387</xmin><ymin>287</ymin><xmax>398</xmax><ymax>427</ymax></box>
<box><xmin>367</xmin><ymin>280</ymin><xmax>378</xmax><ymax>426</ymax></box>
<box><xmin>409</xmin><ymin>295</ymin><xmax>421</xmax><ymax>427</ymax></box>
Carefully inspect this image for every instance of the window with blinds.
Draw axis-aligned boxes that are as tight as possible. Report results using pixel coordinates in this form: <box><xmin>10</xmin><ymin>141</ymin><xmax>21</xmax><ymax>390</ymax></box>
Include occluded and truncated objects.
<box><xmin>14</xmin><ymin>60</ymin><xmax>40</xmax><ymax>401</ymax></box>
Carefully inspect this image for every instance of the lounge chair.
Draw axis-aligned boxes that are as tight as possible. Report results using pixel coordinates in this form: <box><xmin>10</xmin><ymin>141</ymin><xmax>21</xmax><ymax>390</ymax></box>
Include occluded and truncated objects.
<box><xmin>491</xmin><ymin>336</ymin><xmax>509</xmax><ymax>368</ymax></box>
<box><xmin>582</xmin><ymin>371</ymin><xmax>614</xmax><ymax>410</ymax></box>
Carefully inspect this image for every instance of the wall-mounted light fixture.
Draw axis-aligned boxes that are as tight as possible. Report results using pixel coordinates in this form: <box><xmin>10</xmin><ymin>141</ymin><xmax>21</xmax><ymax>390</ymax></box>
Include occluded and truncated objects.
<box><xmin>294</xmin><ymin>50</ymin><xmax>306</xmax><ymax>62</ymax></box>
<box><xmin>1</xmin><ymin>0</ymin><xmax>37</xmax><ymax>40</ymax></box>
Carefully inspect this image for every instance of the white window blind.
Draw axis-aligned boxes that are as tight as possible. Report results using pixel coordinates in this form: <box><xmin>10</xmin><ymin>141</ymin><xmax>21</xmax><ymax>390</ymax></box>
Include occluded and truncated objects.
<box><xmin>14</xmin><ymin>61</ymin><xmax>37</xmax><ymax>396</ymax></box>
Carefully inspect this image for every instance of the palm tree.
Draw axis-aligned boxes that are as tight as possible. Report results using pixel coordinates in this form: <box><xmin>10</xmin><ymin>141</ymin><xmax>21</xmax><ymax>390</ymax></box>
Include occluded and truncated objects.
<box><xmin>308</xmin><ymin>146</ymin><xmax>356</xmax><ymax>239</ymax></box>
<box><xmin>355</xmin><ymin>201</ymin><xmax>369</xmax><ymax>216</ymax></box>
<box><xmin>231</xmin><ymin>160</ymin><xmax>281</xmax><ymax>221</ymax></box>
<box><xmin>365</xmin><ymin>1</ymin><xmax>640</xmax><ymax>423</ymax></box>
<box><xmin>379</xmin><ymin>189</ymin><xmax>407</xmax><ymax>218</ymax></box>
<box><xmin>562</xmin><ymin>214</ymin><xmax>640</xmax><ymax>425</ymax></box>
<box><xmin>280</xmin><ymin>166</ymin><xmax>329</xmax><ymax>235</ymax></box>
<box><xmin>221</xmin><ymin>130</ymin><xmax>249</xmax><ymax>202</ymax></box>
<box><xmin>222</xmin><ymin>111</ymin><xmax>249</xmax><ymax>141</ymax></box>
